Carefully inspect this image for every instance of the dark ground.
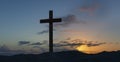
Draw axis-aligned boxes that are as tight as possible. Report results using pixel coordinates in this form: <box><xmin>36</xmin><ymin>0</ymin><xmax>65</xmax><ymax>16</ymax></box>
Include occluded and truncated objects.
<box><xmin>0</xmin><ymin>50</ymin><xmax>120</xmax><ymax>62</ymax></box>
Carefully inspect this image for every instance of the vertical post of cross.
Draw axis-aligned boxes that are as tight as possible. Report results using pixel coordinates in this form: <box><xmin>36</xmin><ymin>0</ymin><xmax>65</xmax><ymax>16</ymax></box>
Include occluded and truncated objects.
<box><xmin>49</xmin><ymin>10</ymin><xmax>53</xmax><ymax>53</ymax></box>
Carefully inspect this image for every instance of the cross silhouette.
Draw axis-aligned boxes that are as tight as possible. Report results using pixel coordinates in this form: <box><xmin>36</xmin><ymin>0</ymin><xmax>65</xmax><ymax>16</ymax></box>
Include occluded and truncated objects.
<box><xmin>40</xmin><ymin>10</ymin><xmax>62</xmax><ymax>53</ymax></box>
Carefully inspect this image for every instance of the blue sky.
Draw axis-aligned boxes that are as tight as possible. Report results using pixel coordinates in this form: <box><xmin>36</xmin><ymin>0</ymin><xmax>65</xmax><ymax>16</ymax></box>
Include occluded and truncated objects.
<box><xmin>0</xmin><ymin>0</ymin><xmax>120</xmax><ymax>55</ymax></box>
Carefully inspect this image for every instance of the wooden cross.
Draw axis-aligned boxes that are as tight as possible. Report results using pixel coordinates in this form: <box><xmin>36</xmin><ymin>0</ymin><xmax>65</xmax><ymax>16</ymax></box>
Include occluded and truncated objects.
<box><xmin>40</xmin><ymin>10</ymin><xmax>62</xmax><ymax>53</ymax></box>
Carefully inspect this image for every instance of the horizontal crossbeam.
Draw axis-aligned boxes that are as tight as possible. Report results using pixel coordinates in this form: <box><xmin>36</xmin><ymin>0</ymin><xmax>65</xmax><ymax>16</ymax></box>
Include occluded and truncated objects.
<box><xmin>40</xmin><ymin>18</ymin><xmax>62</xmax><ymax>23</ymax></box>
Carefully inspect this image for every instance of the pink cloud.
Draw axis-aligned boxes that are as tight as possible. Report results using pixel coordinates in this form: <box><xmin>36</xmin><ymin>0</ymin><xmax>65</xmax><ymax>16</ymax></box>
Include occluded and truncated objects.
<box><xmin>80</xmin><ymin>3</ymin><xmax>100</xmax><ymax>16</ymax></box>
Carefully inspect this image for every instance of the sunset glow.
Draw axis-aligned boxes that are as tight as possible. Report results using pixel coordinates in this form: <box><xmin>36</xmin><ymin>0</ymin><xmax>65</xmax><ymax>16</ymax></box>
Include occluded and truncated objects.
<box><xmin>76</xmin><ymin>45</ymin><xmax>100</xmax><ymax>54</ymax></box>
<box><xmin>0</xmin><ymin>0</ymin><xmax>120</xmax><ymax>55</ymax></box>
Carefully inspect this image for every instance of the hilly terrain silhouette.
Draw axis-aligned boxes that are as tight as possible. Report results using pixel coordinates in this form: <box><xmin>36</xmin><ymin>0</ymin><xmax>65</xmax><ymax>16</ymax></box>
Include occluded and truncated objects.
<box><xmin>0</xmin><ymin>50</ymin><xmax>120</xmax><ymax>62</ymax></box>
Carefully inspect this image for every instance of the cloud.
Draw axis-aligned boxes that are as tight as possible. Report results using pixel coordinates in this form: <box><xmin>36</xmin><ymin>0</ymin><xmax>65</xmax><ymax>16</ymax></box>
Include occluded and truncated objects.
<box><xmin>37</xmin><ymin>30</ymin><xmax>49</xmax><ymax>35</ymax></box>
<box><xmin>30</xmin><ymin>40</ymin><xmax>48</xmax><ymax>46</ymax></box>
<box><xmin>53</xmin><ymin>42</ymin><xmax>83</xmax><ymax>47</ymax></box>
<box><xmin>18</xmin><ymin>41</ymin><xmax>30</xmax><ymax>45</ymax></box>
<box><xmin>16</xmin><ymin>39</ymin><xmax>106</xmax><ymax>53</ymax></box>
<box><xmin>37</xmin><ymin>29</ymin><xmax>56</xmax><ymax>35</ymax></box>
<box><xmin>0</xmin><ymin>45</ymin><xmax>25</xmax><ymax>56</ymax></box>
<box><xmin>18</xmin><ymin>40</ymin><xmax>48</xmax><ymax>46</ymax></box>
<box><xmin>54</xmin><ymin>15</ymin><xmax>86</xmax><ymax>27</ymax></box>
<box><xmin>0</xmin><ymin>45</ymin><xmax>11</xmax><ymax>52</ymax></box>
<box><xmin>53</xmin><ymin>40</ymin><xmax>83</xmax><ymax>47</ymax></box>
<box><xmin>80</xmin><ymin>3</ymin><xmax>99</xmax><ymax>16</ymax></box>
<box><xmin>38</xmin><ymin>0</ymin><xmax>107</xmax><ymax>35</ymax></box>
<box><xmin>30</xmin><ymin>42</ymin><xmax>44</xmax><ymax>45</ymax></box>
<box><xmin>32</xmin><ymin>46</ymin><xmax>41</xmax><ymax>48</ymax></box>
<box><xmin>66</xmin><ymin>37</ymin><xmax>71</xmax><ymax>40</ymax></box>
<box><xmin>32</xmin><ymin>46</ymin><xmax>46</xmax><ymax>53</ymax></box>
<box><xmin>78</xmin><ymin>0</ymin><xmax>107</xmax><ymax>17</ymax></box>
<box><xmin>38</xmin><ymin>14</ymin><xmax>87</xmax><ymax>35</ymax></box>
<box><xmin>86</xmin><ymin>42</ymin><xmax>106</xmax><ymax>47</ymax></box>
<box><xmin>54</xmin><ymin>39</ymin><xmax>106</xmax><ymax>48</ymax></box>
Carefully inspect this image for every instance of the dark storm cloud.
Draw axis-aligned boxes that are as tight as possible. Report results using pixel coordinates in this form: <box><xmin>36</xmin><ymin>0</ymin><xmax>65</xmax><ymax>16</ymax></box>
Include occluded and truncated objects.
<box><xmin>18</xmin><ymin>41</ymin><xmax>30</xmax><ymax>45</ymax></box>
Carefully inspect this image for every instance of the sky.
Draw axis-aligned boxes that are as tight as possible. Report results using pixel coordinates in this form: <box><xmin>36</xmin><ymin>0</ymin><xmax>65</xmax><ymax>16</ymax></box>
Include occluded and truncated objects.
<box><xmin>0</xmin><ymin>0</ymin><xmax>120</xmax><ymax>55</ymax></box>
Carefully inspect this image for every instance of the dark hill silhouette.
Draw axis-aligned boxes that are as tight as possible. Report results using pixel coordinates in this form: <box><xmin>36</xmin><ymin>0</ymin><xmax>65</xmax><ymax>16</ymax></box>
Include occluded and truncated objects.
<box><xmin>0</xmin><ymin>50</ymin><xmax>120</xmax><ymax>62</ymax></box>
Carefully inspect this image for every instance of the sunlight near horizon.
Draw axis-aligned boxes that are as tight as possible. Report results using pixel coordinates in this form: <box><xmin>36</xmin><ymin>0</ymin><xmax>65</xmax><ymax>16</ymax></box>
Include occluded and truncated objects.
<box><xmin>76</xmin><ymin>45</ymin><xmax>99</xmax><ymax>54</ymax></box>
